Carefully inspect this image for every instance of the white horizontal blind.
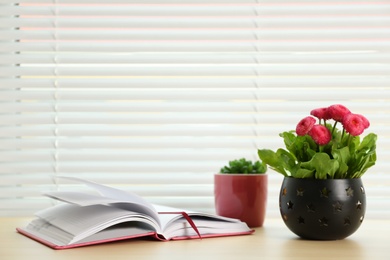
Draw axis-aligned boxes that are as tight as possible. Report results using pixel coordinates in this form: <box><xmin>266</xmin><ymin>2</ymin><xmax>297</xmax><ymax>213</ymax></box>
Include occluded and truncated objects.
<box><xmin>1</xmin><ymin>0</ymin><xmax>389</xmax><ymax>220</ymax></box>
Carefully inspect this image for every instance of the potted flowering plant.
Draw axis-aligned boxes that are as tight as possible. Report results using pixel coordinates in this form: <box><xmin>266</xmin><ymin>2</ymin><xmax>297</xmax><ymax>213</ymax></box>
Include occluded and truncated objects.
<box><xmin>258</xmin><ymin>104</ymin><xmax>377</xmax><ymax>240</ymax></box>
<box><xmin>258</xmin><ymin>104</ymin><xmax>377</xmax><ymax>179</ymax></box>
<box><xmin>214</xmin><ymin>158</ymin><xmax>268</xmax><ymax>227</ymax></box>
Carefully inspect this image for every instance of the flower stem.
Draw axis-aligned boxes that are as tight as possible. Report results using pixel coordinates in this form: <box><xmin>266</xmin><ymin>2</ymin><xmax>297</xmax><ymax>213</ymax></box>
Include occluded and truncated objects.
<box><xmin>331</xmin><ymin>121</ymin><xmax>338</xmax><ymax>135</ymax></box>
<box><xmin>341</xmin><ymin>128</ymin><xmax>345</xmax><ymax>143</ymax></box>
<box><xmin>347</xmin><ymin>134</ymin><xmax>352</xmax><ymax>146</ymax></box>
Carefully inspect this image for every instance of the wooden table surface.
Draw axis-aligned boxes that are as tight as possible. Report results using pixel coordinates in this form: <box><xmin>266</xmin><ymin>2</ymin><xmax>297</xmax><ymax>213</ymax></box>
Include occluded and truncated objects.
<box><xmin>1</xmin><ymin>218</ymin><xmax>388</xmax><ymax>260</ymax></box>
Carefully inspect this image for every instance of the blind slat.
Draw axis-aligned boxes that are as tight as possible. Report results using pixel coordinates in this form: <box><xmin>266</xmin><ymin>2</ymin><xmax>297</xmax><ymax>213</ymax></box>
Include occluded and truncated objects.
<box><xmin>1</xmin><ymin>89</ymin><xmax>388</xmax><ymax>100</ymax></box>
<box><xmin>3</xmin><ymin>53</ymin><xmax>390</xmax><ymax>65</ymax></box>
<box><xmin>3</xmin><ymin>17</ymin><xmax>390</xmax><ymax>29</ymax></box>
<box><xmin>2</xmin><ymin>77</ymin><xmax>390</xmax><ymax>89</ymax></box>
<box><xmin>2</xmin><ymin>42</ymin><xmax>390</xmax><ymax>53</ymax></box>
<box><xmin>4</xmin><ymin>29</ymin><xmax>390</xmax><ymax>42</ymax></box>
<box><xmin>2</xmin><ymin>3</ymin><xmax>390</xmax><ymax>16</ymax></box>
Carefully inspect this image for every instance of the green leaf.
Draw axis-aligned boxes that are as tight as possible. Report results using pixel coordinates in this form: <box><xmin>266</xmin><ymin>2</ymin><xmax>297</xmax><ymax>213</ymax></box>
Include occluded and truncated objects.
<box><xmin>348</xmin><ymin>133</ymin><xmax>377</xmax><ymax>178</ymax></box>
<box><xmin>358</xmin><ymin>133</ymin><xmax>377</xmax><ymax>152</ymax></box>
<box><xmin>258</xmin><ymin>148</ymin><xmax>298</xmax><ymax>177</ymax></box>
<box><xmin>280</xmin><ymin>131</ymin><xmax>296</xmax><ymax>150</ymax></box>
<box><xmin>258</xmin><ymin>149</ymin><xmax>285</xmax><ymax>176</ymax></box>
<box><xmin>331</xmin><ymin>146</ymin><xmax>350</xmax><ymax>178</ymax></box>
<box><xmin>280</xmin><ymin>132</ymin><xmax>316</xmax><ymax>162</ymax></box>
<box><xmin>294</xmin><ymin>168</ymin><xmax>315</xmax><ymax>179</ymax></box>
<box><xmin>300</xmin><ymin>153</ymin><xmax>339</xmax><ymax>179</ymax></box>
<box><xmin>253</xmin><ymin>160</ymin><xmax>267</xmax><ymax>174</ymax></box>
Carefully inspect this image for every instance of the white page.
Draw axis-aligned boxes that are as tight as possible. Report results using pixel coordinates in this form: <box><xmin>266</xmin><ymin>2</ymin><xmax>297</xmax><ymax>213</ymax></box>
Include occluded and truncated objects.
<box><xmin>44</xmin><ymin>191</ymin><xmax>121</xmax><ymax>206</ymax></box>
<box><xmin>47</xmin><ymin>176</ymin><xmax>160</xmax><ymax>225</ymax></box>
<box><xmin>153</xmin><ymin>204</ymin><xmax>250</xmax><ymax>239</ymax></box>
<box><xmin>35</xmin><ymin>203</ymin><xmax>161</xmax><ymax>244</ymax></box>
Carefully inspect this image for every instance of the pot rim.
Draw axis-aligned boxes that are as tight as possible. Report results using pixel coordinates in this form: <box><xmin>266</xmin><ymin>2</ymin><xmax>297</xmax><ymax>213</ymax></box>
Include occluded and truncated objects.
<box><xmin>214</xmin><ymin>173</ymin><xmax>268</xmax><ymax>176</ymax></box>
<box><xmin>282</xmin><ymin>176</ymin><xmax>362</xmax><ymax>180</ymax></box>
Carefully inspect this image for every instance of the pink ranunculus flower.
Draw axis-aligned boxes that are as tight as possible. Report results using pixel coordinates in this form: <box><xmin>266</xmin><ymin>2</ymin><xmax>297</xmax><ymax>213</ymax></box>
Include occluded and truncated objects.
<box><xmin>296</xmin><ymin>116</ymin><xmax>316</xmax><ymax>136</ymax></box>
<box><xmin>328</xmin><ymin>104</ymin><xmax>351</xmax><ymax>122</ymax></box>
<box><xmin>308</xmin><ymin>124</ymin><xmax>332</xmax><ymax>145</ymax></box>
<box><xmin>343</xmin><ymin>113</ymin><xmax>365</xmax><ymax>136</ymax></box>
<box><xmin>310</xmin><ymin>107</ymin><xmax>331</xmax><ymax>120</ymax></box>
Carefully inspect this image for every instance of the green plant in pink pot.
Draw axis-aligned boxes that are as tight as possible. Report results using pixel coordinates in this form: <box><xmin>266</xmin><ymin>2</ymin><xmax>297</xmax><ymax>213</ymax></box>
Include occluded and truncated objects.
<box><xmin>214</xmin><ymin>158</ymin><xmax>268</xmax><ymax>228</ymax></box>
<box><xmin>258</xmin><ymin>104</ymin><xmax>377</xmax><ymax>240</ymax></box>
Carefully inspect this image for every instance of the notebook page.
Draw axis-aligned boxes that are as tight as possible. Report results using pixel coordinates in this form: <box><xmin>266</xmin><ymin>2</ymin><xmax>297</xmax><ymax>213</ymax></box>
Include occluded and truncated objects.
<box><xmin>35</xmin><ymin>203</ymin><xmax>160</xmax><ymax>244</ymax></box>
<box><xmin>46</xmin><ymin>176</ymin><xmax>160</xmax><ymax>225</ymax></box>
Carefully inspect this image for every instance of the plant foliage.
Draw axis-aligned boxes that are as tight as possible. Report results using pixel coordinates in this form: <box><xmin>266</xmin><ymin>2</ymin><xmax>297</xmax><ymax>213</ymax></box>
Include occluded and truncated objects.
<box><xmin>258</xmin><ymin>104</ymin><xmax>377</xmax><ymax>179</ymax></box>
<box><xmin>219</xmin><ymin>158</ymin><xmax>267</xmax><ymax>174</ymax></box>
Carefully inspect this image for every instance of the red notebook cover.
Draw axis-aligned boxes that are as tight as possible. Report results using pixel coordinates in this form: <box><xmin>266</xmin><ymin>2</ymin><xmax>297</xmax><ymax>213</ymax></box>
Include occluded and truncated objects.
<box><xmin>16</xmin><ymin>226</ymin><xmax>254</xmax><ymax>250</ymax></box>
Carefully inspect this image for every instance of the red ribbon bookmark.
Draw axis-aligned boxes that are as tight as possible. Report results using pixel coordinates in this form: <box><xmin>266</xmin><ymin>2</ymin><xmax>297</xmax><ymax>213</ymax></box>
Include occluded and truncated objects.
<box><xmin>158</xmin><ymin>212</ymin><xmax>202</xmax><ymax>239</ymax></box>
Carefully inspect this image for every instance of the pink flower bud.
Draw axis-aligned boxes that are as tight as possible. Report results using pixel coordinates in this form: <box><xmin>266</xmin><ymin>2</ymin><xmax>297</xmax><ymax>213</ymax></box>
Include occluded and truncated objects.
<box><xmin>310</xmin><ymin>107</ymin><xmax>331</xmax><ymax>120</ymax></box>
<box><xmin>343</xmin><ymin>113</ymin><xmax>365</xmax><ymax>136</ymax></box>
<box><xmin>328</xmin><ymin>104</ymin><xmax>351</xmax><ymax>122</ymax></box>
<box><xmin>296</xmin><ymin>116</ymin><xmax>316</xmax><ymax>136</ymax></box>
<box><xmin>308</xmin><ymin>124</ymin><xmax>331</xmax><ymax>145</ymax></box>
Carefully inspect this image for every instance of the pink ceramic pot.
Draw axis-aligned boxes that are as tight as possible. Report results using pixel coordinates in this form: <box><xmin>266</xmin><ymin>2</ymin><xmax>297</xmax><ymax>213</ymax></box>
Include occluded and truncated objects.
<box><xmin>214</xmin><ymin>173</ymin><xmax>268</xmax><ymax>227</ymax></box>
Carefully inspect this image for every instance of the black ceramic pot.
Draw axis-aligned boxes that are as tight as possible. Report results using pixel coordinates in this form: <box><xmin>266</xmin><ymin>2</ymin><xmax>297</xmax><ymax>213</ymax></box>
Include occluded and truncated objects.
<box><xmin>279</xmin><ymin>177</ymin><xmax>366</xmax><ymax>240</ymax></box>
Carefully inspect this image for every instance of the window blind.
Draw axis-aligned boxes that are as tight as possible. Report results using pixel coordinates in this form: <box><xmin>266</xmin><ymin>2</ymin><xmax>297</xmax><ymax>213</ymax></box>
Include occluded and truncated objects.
<box><xmin>1</xmin><ymin>0</ymin><xmax>389</xmax><ymax>220</ymax></box>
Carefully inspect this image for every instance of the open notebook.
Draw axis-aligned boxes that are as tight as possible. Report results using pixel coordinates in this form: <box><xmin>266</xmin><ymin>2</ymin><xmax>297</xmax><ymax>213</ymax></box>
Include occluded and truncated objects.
<box><xmin>17</xmin><ymin>177</ymin><xmax>253</xmax><ymax>249</ymax></box>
